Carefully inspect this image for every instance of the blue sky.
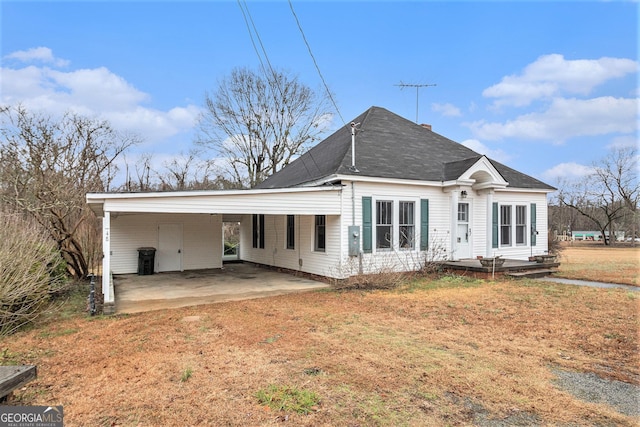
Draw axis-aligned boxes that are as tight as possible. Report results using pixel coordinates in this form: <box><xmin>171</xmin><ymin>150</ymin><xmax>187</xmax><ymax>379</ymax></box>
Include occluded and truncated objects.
<box><xmin>1</xmin><ymin>1</ymin><xmax>638</xmax><ymax>187</ymax></box>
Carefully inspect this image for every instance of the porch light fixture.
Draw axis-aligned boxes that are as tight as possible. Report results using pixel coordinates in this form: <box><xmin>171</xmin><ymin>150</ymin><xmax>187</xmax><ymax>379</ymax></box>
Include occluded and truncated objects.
<box><xmin>460</xmin><ymin>190</ymin><xmax>468</xmax><ymax>198</ymax></box>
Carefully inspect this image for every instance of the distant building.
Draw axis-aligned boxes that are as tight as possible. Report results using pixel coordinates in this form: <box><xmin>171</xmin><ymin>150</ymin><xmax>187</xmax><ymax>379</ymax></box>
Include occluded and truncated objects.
<box><xmin>571</xmin><ymin>231</ymin><xmax>625</xmax><ymax>241</ymax></box>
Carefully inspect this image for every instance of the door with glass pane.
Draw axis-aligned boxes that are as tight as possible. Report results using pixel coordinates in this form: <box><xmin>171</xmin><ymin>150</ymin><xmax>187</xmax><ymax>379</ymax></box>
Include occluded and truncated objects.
<box><xmin>456</xmin><ymin>202</ymin><xmax>471</xmax><ymax>259</ymax></box>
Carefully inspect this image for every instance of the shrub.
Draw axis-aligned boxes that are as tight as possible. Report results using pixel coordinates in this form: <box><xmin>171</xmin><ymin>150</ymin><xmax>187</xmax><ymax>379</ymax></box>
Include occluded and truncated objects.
<box><xmin>548</xmin><ymin>230</ymin><xmax>565</xmax><ymax>256</ymax></box>
<box><xmin>0</xmin><ymin>210</ymin><xmax>67</xmax><ymax>336</ymax></box>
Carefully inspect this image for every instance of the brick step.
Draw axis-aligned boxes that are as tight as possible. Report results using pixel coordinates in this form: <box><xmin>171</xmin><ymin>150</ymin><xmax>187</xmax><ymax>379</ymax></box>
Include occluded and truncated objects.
<box><xmin>506</xmin><ymin>268</ymin><xmax>559</xmax><ymax>279</ymax></box>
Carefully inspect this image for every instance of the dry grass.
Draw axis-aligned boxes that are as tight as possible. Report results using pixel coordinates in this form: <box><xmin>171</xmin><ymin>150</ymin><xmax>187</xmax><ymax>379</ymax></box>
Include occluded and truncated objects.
<box><xmin>556</xmin><ymin>242</ymin><xmax>640</xmax><ymax>286</ymax></box>
<box><xmin>1</xmin><ymin>274</ymin><xmax>638</xmax><ymax>426</ymax></box>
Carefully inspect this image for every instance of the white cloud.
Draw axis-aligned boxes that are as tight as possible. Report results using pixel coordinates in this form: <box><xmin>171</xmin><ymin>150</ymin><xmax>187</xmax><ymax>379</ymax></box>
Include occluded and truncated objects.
<box><xmin>3</xmin><ymin>46</ymin><xmax>70</xmax><ymax>67</ymax></box>
<box><xmin>541</xmin><ymin>162</ymin><xmax>594</xmax><ymax>181</ymax></box>
<box><xmin>468</xmin><ymin>96</ymin><xmax>638</xmax><ymax>143</ymax></box>
<box><xmin>431</xmin><ymin>102</ymin><xmax>462</xmax><ymax>117</ymax></box>
<box><xmin>0</xmin><ymin>47</ymin><xmax>201</xmax><ymax>146</ymax></box>
<box><xmin>461</xmin><ymin>139</ymin><xmax>510</xmax><ymax>163</ymax></box>
<box><xmin>483</xmin><ymin>54</ymin><xmax>638</xmax><ymax>107</ymax></box>
<box><xmin>49</xmin><ymin>67</ymin><xmax>149</xmax><ymax>110</ymax></box>
<box><xmin>607</xmin><ymin>135</ymin><xmax>639</xmax><ymax>150</ymax></box>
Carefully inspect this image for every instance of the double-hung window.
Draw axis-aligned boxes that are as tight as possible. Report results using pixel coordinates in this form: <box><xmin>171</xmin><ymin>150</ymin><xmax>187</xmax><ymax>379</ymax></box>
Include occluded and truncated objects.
<box><xmin>286</xmin><ymin>215</ymin><xmax>295</xmax><ymax>249</ymax></box>
<box><xmin>376</xmin><ymin>200</ymin><xmax>393</xmax><ymax>250</ymax></box>
<box><xmin>515</xmin><ymin>205</ymin><xmax>527</xmax><ymax>245</ymax></box>
<box><xmin>373</xmin><ymin>199</ymin><xmax>416</xmax><ymax>251</ymax></box>
<box><xmin>252</xmin><ymin>214</ymin><xmax>265</xmax><ymax>249</ymax></box>
<box><xmin>500</xmin><ymin>205</ymin><xmax>512</xmax><ymax>246</ymax></box>
<box><xmin>314</xmin><ymin>215</ymin><xmax>326</xmax><ymax>252</ymax></box>
<box><xmin>399</xmin><ymin>201</ymin><xmax>415</xmax><ymax>249</ymax></box>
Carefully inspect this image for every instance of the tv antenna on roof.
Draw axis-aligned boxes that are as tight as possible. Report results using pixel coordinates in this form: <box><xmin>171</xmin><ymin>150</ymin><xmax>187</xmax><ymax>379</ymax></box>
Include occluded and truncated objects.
<box><xmin>395</xmin><ymin>82</ymin><xmax>437</xmax><ymax>123</ymax></box>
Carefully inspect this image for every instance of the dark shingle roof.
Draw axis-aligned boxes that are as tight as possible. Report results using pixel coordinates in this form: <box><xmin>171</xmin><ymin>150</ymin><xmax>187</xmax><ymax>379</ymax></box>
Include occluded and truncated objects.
<box><xmin>257</xmin><ymin>106</ymin><xmax>555</xmax><ymax>191</ymax></box>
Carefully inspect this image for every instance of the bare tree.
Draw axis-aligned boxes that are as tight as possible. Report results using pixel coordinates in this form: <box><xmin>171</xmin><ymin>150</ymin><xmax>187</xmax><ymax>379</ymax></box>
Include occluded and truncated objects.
<box><xmin>556</xmin><ymin>146</ymin><xmax>638</xmax><ymax>245</ymax></box>
<box><xmin>0</xmin><ymin>105</ymin><xmax>139</xmax><ymax>278</ymax></box>
<box><xmin>156</xmin><ymin>151</ymin><xmax>219</xmax><ymax>191</ymax></box>
<box><xmin>117</xmin><ymin>150</ymin><xmax>237</xmax><ymax>192</ymax></box>
<box><xmin>596</xmin><ymin>145</ymin><xmax>639</xmax><ymax>245</ymax></box>
<box><xmin>197</xmin><ymin>67</ymin><xmax>333</xmax><ymax>188</ymax></box>
<box><xmin>121</xmin><ymin>153</ymin><xmax>155</xmax><ymax>192</ymax></box>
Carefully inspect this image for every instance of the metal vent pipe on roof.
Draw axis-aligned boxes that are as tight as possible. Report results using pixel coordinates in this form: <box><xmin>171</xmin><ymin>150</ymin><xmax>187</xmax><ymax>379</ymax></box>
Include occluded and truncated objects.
<box><xmin>350</xmin><ymin>121</ymin><xmax>360</xmax><ymax>172</ymax></box>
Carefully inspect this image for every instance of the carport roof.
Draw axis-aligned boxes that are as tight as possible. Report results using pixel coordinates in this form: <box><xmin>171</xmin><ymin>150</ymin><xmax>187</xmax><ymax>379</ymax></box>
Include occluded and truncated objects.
<box><xmin>86</xmin><ymin>185</ymin><xmax>343</xmax><ymax>217</ymax></box>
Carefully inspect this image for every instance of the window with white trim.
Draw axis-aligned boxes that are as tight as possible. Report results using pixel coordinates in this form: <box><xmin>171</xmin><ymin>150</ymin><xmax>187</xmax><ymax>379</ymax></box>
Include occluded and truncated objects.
<box><xmin>286</xmin><ymin>215</ymin><xmax>295</xmax><ymax>249</ymax></box>
<box><xmin>314</xmin><ymin>215</ymin><xmax>326</xmax><ymax>252</ymax></box>
<box><xmin>376</xmin><ymin>200</ymin><xmax>393</xmax><ymax>250</ymax></box>
<box><xmin>252</xmin><ymin>214</ymin><xmax>264</xmax><ymax>249</ymax></box>
<box><xmin>500</xmin><ymin>205</ymin><xmax>511</xmax><ymax>246</ymax></box>
<box><xmin>516</xmin><ymin>205</ymin><xmax>527</xmax><ymax>245</ymax></box>
<box><xmin>399</xmin><ymin>201</ymin><xmax>415</xmax><ymax>249</ymax></box>
<box><xmin>373</xmin><ymin>199</ymin><xmax>417</xmax><ymax>251</ymax></box>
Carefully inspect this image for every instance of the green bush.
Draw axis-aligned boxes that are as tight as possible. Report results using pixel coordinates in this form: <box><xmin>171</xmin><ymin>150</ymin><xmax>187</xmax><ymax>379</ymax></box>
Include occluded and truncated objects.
<box><xmin>0</xmin><ymin>211</ymin><xmax>67</xmax><ymax>336</ymax></box>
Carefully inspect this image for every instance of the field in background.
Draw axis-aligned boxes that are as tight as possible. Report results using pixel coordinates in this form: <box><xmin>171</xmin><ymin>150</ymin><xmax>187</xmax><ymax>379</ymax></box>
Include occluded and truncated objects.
<box><xmin>1</xmin><ymin>245</ymin><xmax>638</xmax><ymax>426</ymax></box>
<box><xmin>556</xmin><ymin>243</ymin><xmax>639</xmax><ymax>286</ymax></box>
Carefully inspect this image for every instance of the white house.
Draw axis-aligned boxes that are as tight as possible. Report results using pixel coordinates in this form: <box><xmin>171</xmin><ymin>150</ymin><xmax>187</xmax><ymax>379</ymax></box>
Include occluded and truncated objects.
<box><xmin>87</xmin><ymin>106</ymin><xmax>555</xmax><ymax>307</ymax></box>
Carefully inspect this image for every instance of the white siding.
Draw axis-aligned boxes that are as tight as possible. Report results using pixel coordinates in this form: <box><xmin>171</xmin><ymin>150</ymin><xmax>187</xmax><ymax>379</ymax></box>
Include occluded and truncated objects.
<box><xmin>341</xmin><ymin>181</ymin><xmax>451</xmax><ymax>276</ymax></box>
<box><xmin>471</xmin><ymin>193</ymin><xmax>488</xmax><ymax>258</ymax></box>
<box><xmin>106</xmin><ymin>184</ymin><xmax>550</xmax><ymax>279</ymax></box>
<box><xmin>100</xmin><ymin>188</ymin><xmax>341</xmax><ymax>215</ymax></box>
<box><xmin>492</xmin><ymin>191</ymin><xmax>549</xmax><ymax>259</ymax></box>
<box><xmin>110</xmin><ymin>213</ymin><xmax>221</xmax><ymax>274</ymax></box>
<box><xmin>339</xmin><ymin>182</ymin><xmax>550</xmax><ymax>274</ymax></box>
<box><xmin>239</xmin><ymin>214</ymin><xmax>342</xmax><ymax>278</ymax></box>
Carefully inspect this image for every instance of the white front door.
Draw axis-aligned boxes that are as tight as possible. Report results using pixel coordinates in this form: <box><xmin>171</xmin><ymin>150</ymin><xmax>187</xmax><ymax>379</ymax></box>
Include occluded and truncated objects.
<box><xmin>456</xmin><ymin>202</ymin><xmax>471</xmax><ymax>259</ymax></box>
<box><xmin>158</xmin><ymin>223</ymin><xmax>183</xmax><ymax>272</ymax></box>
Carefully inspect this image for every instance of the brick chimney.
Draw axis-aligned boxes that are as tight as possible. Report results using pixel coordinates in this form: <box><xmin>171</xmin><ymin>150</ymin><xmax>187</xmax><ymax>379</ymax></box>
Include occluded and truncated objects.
<box><xmin>420</xmin><ymin>123</ymin><xmax>432</xmax><ymax>131</ymax></box>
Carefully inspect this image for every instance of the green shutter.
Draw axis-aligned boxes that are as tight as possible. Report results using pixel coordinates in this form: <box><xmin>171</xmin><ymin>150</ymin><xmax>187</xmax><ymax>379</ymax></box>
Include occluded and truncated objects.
<box><xmin>420</xmin><ymin>199</ymin><xmax>429</xmax><ymax>251</ymax></box>
<box><xmin>492</xmin><ymin>202</ymin><xmax>499</xmax><ymax>248</ymax></box>
<box><xmin>252</xmin><ymin>214</ymin><xmax>258</xmax><ymax>248</ymax></box>
<box><xmin>362</xmin><ymin>197</ymin><xmax>372</xmax><ymax>253</ymax></box>
<box><xmin>531</xmin><ymin>203</ymin><xmax>537</xmax><ymax>246</ymax></box>
<box><xmin>259</xmin><ymin>214</ymin><xmax>265</xmax><ymax>249</ymax></box>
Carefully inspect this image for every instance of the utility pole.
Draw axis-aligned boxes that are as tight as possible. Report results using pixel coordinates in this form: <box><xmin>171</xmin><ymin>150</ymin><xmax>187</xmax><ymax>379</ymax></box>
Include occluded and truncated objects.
<box><xmin>395</xmin><ymin>82</ymin><xmax>437</xmax><ymax>123</ymax></box>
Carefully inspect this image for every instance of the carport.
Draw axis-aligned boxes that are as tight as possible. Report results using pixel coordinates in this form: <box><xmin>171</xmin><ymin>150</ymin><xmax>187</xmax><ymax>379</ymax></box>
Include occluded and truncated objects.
<box><xmin>114</xmin><ymin>262</ymin><xmax>330</xmax><ymax>314</ymax></box>
<box><xmin>86</xmin><ymin>186</ymin><xmax>343</xmax><ymax>314</ymax></box>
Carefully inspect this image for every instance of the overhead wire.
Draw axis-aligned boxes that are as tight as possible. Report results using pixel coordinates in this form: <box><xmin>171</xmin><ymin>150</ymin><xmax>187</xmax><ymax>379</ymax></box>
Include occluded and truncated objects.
<box><xmin>237</xmin><ymin>0</ymin><xmax>317</xmax><ymax>179</ymax></box>
<box><xmin>287</xmin><ymin>0</ymin><xmax>348</xmax><ymax>129</ymax></box>
<box><xmin>237</xmin><ymin>0</ymin><xmax>268</xmax><ymax>79</ymax></box>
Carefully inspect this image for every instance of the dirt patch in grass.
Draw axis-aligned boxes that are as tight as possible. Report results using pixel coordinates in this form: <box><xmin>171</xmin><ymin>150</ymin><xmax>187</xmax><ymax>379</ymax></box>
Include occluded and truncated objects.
<box><xmin>2</xmin><ymin>275</ymin><xmax>638</xmax><ymax>426</ymax></box>
<box><xmin>555</xmin><ymin>243</ymin><xmax>640</xmax><ymax>286</ymax></box>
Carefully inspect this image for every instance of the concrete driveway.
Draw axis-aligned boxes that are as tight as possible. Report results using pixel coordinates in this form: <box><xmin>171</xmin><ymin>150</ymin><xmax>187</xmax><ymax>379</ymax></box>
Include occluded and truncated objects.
<box><xmin>114</xmin><ymin>262</ymin><xmax>330</xmax><ymax>314</ymax></box>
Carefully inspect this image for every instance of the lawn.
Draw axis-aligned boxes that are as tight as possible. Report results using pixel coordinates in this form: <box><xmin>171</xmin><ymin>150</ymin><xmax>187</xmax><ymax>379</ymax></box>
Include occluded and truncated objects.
<box><xmin>556</xmin><ymin>243</ymin><xmax>640</xmax><ymax>286</ymax></box>
<box><xmin>1</xmin><ymin>250</ymin><xmax>639</xmax><ymax>426</ymax></box>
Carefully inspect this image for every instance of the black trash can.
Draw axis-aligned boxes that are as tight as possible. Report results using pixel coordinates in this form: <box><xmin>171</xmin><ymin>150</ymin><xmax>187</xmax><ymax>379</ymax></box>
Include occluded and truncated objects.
<box><xmin>137</xmin><ymin>247</ymin><xmax>156</xmax><ymax>275</ymax></box>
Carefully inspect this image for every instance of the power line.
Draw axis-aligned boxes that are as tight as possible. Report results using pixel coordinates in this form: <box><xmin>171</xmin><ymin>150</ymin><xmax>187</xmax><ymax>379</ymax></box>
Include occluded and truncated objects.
<box><xmin>395</xmin><ymin>82</ymin><xmax>437</xmax><ymax>123</ymax></box>
<box><xmin>240</xmin><ymin>0</ymin><xmax>287</xmax><ymax>100</ymax></box>
<box><xmin>237</xmin><ymin>0</ymin><xmax>269</xmax><ymax>78</ymax></box>
<box><xmin>237</xmin><ymin>0</ymin><xmax>320</xmax><ymax>178</ymax></box>
<box><xmin>288</xmin><ymin>0</ymin><xmax>347</xmax><ymax>129</ymax></box>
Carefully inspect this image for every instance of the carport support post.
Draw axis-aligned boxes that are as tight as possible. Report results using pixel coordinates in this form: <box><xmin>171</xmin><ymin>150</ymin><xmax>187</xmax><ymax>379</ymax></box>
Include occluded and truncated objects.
<box><xmin>102</xmin><ymin>211</ymin><xmax>112</xmax><ymax>304</ymax></box>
